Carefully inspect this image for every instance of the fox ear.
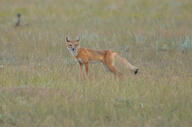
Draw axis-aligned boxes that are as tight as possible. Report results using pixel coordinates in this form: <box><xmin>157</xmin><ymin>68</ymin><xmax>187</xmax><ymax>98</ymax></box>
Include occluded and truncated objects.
<box><xmin>77</xmin><ymin>36</ymin><xmax>80</xmax><ymax>42</ymax></box>
<box><xmin>66</xmin><ymin>37</ymin><xmax>70</xmax><ymax>42</ymax></box>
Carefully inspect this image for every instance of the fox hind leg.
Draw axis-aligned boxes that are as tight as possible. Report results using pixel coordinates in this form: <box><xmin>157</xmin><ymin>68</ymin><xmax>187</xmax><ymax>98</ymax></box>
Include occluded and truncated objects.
<box><xmin>104</xmin><ymin>53</ymin><xmax>122</xmax><ymax>77</ymax></box>
<box><xmin>107</xmin><ymin>64</ymin><xmax>122</xmax><ymax>77</ymax></box>
<box><xmin>102</xmin><ymin>63</ymin><xmax>109</xmax><ymax>71</ymax></box>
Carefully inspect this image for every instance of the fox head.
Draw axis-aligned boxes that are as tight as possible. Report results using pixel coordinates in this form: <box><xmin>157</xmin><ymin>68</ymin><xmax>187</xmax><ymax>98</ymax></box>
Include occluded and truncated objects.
<box><xmin>65</xmin><ymin>37</ymin><xmax>80</xmax><ymax>56</ymax></box>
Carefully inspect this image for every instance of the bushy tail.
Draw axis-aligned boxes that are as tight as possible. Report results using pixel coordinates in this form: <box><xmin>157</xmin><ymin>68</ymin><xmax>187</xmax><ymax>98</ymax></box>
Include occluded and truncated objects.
<box><xmin>114</xmin><ymin>54</ymin><xmax>139</xmax><ymax>74</ymax></box>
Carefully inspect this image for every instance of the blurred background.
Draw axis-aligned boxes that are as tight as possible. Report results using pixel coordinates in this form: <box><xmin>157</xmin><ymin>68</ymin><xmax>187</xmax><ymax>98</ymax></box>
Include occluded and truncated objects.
<box><xmin>0</xmin><ymin>0</ymin><xmax>192</xmax><ymax>126</ymax></box>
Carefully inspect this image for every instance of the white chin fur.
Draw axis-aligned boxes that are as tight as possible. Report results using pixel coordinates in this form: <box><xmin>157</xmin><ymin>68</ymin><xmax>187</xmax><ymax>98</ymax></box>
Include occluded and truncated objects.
<box><xmin>67</xmin><ymin>48</ymin><xmax>78</xmax><ymax>56</ymax></box>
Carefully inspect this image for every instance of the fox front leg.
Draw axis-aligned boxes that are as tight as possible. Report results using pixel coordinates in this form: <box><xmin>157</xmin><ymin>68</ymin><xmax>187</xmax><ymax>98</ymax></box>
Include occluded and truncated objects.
<box><xmin>84</xmin><ymin>62</ymin><xmax>89</xmax><ymax>79</ymax></box>
<box><xmin>79</xmin><ymin>62</ymin><xmax>84</xmax><ymax>79</ymax></box>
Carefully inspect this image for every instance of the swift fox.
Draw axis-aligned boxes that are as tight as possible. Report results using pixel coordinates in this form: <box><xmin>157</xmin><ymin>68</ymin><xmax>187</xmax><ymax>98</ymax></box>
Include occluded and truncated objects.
<box><xmin>65</xmin><ymin>37</ymin><xmax>138</xmax><ymax>78</ymax></box>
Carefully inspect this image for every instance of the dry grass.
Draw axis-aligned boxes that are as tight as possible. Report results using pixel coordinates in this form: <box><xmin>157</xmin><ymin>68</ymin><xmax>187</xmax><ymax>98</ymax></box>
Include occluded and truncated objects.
<box><xmin>0</xmin><ymin>0</ymin><xmax>192</xmax><ymax>127</ymax></box>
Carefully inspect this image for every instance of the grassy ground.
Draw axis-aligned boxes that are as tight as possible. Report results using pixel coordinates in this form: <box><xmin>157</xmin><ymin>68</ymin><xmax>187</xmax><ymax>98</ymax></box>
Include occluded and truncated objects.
<box><xmin>0</xmin><ymin>0</ymin><xmax>192</xmax><ymax>126</ymax></box>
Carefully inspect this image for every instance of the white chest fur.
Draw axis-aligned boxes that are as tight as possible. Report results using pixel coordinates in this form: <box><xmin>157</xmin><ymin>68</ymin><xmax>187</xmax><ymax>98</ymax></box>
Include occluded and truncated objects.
<box><xmin>77</xmin><ymin>58</ymin><xmax>83</xmax><ymax>64</ymax></box>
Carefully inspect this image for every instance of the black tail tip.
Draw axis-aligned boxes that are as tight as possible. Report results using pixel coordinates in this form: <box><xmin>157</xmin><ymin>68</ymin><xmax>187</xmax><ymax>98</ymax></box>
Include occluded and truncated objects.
<box><xmin>134</xmin><ymin>69</ymin><xmax>139</xmax><ymax>75</ymax></box>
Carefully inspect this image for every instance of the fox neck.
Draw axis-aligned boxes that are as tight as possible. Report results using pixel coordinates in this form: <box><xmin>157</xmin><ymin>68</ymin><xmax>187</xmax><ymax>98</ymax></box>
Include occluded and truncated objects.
<box><xmin>68</xmin><ymin>47</ymin><xmax>80</xmax><ymax>57</ymax></box>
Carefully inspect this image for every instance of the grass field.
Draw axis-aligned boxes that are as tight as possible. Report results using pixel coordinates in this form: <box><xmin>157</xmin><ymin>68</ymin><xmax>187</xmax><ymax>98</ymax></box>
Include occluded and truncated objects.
<box><xmin>0</xmin><ymin>0</ymin><xmax>192</xmax><ymax>126</ymax></box>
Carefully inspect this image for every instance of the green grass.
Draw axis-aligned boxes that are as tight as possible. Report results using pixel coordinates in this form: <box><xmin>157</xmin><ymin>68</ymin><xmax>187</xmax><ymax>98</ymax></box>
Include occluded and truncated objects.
<box><xmin>0</xmin><ymin>0</ymin><xmax>192</xmax><ymax>126</ymax></box>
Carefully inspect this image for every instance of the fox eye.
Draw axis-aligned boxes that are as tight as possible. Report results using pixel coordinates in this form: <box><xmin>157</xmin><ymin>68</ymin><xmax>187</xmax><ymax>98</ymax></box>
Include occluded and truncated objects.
<box><xmin>69</xmin><ymin>44</ymin><xmax>72</xmax><ymax>47</ymax></box>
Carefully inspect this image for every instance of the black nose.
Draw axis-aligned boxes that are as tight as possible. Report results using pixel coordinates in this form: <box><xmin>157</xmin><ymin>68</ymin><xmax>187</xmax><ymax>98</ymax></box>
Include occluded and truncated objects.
<box><xmin>72</xmin><ymin>48</ymin><xmax>75</xmax><ymax>51</ymax></box>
